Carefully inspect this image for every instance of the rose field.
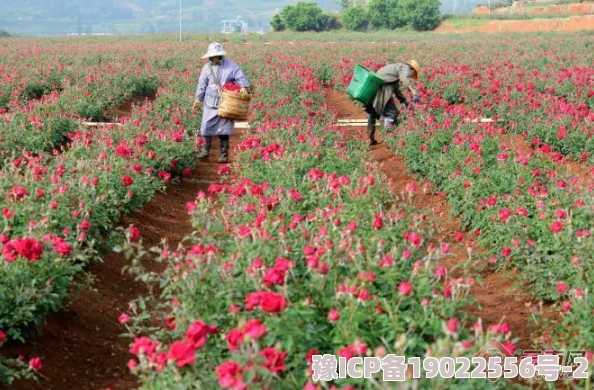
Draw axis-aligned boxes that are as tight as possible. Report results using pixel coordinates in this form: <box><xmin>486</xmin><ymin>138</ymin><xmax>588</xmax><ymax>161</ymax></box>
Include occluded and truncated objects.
<box><xmin>0</xmin><ymin>32</ymin><xmax>593</xmax><ymax>389</ymax></box>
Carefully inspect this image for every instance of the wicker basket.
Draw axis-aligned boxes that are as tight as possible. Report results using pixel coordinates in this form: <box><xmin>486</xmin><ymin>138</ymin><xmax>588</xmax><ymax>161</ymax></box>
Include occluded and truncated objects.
<box><xmin>218</xmin><ymin>89</ymin><xmax>251</xmax><ymax>121</ymax></box>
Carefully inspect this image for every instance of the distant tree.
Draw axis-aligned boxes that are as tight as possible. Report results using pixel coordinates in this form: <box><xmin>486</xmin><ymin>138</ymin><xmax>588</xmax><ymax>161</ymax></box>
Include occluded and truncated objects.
<box><xmin>342</xmin><ymin>5</ymin><xmax>369</xmax><ymax>31</ymax></box>
<box><xmin>270</xmin><ymin>13</ymin><xmax>285</xmax><ymax>31</ymax></box>
<box><xmin>368</xmin><ymin>0</ymin><xmax>407</xmax><ymax>29</ymax></box>
<box><xmin>407</xmin><ymin>0</ymin><xmax>441</xmax><ymax>31</ymax></box>
<box><xmin>324</xmin><ymin>12</ymin><xmax>342</xmax><ymax>30</ymax></box>
<box><xmin>388</xmin><ymin>0</ymin><xmax>408</xmax><ymax>28</ymax></box>
<box><xmin>368</xmin><ymin>0</ymin><xmax>391</xmax><ymax>29</ymax></box>
<box><xmin>341</xmin><ymin>0</ymin><xmax>353</xmax><ymax>9</ymax></box>
<box><xmin>0</xmin><ymin>30</ymin><xmax>11</xmax><ymax>38</ymax></box>
<box><xmin>271</xmin><ymin>2</ymin><xmax>337</xmax><ymax>32</ymax></box>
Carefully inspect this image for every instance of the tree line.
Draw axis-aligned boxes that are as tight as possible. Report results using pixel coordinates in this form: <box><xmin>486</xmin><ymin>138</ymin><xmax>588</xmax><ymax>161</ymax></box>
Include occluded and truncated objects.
<box><xmin>271</xmin><ymin>0</ymin><xmax>442</xmax><ymax>32</ymax></box>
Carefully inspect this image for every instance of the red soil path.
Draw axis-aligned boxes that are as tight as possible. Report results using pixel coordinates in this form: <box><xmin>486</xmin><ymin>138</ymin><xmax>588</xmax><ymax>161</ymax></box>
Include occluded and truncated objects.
<box><xmin>325</xmin><ymin>89</ymin><xmax>537</xmax><ymax>350</ymax></box>
<box><xmin>475</xmin><ymin>2</ymin><xmax>594</xmax><ymax>16</ymax></box>
<box><xmin>438</xmin><ymin>15</ymin><xmax>594</xmax><ymax>33</ymax></box>
<box><xmin>4</xmin><ymin>135</ymin><xmax>235</xmax><ymax>390</ymax></box>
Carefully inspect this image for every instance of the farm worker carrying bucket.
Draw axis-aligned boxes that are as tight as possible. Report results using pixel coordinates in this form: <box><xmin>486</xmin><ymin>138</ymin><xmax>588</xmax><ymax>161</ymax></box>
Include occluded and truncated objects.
<box><xmin>365</xmin><ymin>60</ymin><xmax>421</xmax><ymax>146</ymax></box>
<box><xmin>193</xmin><ymin>42</ymin><xmax>251</xmax><ymax>163</ymax></box>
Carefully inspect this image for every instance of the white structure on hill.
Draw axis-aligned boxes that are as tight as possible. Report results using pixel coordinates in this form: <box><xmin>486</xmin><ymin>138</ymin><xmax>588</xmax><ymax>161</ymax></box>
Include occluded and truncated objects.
<box><xmin>221</xmin><ymin>18</ymin><xmax>248</xmax><ymax>34</ymax></box>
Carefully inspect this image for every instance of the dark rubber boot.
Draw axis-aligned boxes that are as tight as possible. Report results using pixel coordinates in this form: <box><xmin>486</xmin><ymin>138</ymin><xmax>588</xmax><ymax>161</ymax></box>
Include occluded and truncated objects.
<box><xmin>218</xmin><ymin>136</ymin><xmax>229</xmax><ymax>163</ymax></box>
<box><xmin>368</xmin><ymin>123</ymin><xmax>378</xmax><ymax>146</ymax></box>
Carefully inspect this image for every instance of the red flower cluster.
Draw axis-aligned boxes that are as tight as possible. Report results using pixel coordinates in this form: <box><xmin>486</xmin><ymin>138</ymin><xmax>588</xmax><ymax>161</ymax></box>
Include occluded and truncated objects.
<box><xmin>260</xmin><ymin>257</ymin><xmax>294</xmax><ymax>288</ymax></box>
<box><xmin>2</xmin><ymin>237</ymin><xmax>43</xmax><ymax>263</ymax></box>
<box><xmin>225</xmin><ymin>318</ymin><xmax>267</xmax><ymax>351</ymax></box>
<box><xmin>215</xmin><ymin>348</ymin><xmax>287</xmax><ymax>389</ymax></box>
<box><xmin>244</xmin><ymin>291</ymin><xmax>288</xmax><ymax>313</ymax></box>
<box><xmin>224</xmin><ymin>83</ymin><xmax>241</xmax><ymax>92</ymax></box>
<box><xmin>129</xmin><ymin>320</ymin><xmax>216</xmax><ymax>370</ymax></box>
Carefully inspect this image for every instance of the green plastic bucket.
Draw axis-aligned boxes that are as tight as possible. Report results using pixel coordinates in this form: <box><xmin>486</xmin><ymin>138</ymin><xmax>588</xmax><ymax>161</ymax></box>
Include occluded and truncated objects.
<box><xmin>346</xmin><ymin>65</ymin><xmax>384</xmax><ymax>105</ymax></box>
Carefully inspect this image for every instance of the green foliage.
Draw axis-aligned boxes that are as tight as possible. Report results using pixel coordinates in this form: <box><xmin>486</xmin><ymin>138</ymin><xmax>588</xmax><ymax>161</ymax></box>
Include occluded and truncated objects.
<box><xmin>443</xmin><ymin>86</ymin><xmax>464</xmax><ymax>105</ymax></box>
<box><xmin>270</xmin><ymin>13</ymin><xmax>285</xmax><ymax>31</ymax></box>
<box><xmin>76</xmin><ymin>100</ymin><xmax>108</xmax><ymax>122</ymax></box>
<box><xmin>477</xmin><ymin>0</ymin><xmax>513</xmax><ymax>9</ymax></box>
<box><xmin>124</xmin><ymin>76</ymin><xmax>160</xmax><ymax>97</ymax></box>
<box><xmin>272</xmin><ymin>2</ymin><xmax>338</xmax><ymax>32</ymax></box>
<box><xmin>1</xmin><ymin>356</ymin><xmax>36</xmax><ymax>385</ymax></box>
<box><xmin>46</xmin><ymin>116</ymin><xmax>79</xmax><ymax>147</ymax></box>
<box><xmin>408</xmin><ymin>0</ymin><xmax>442</xmax><ymax>31</ymax></box>
<box><xmin>21</xmin><ymin>82</ymin><xmax>52</xmax><ymax>101</ymax></box>
<box><xmin>342</xmin><ymin>5</ymin><xmax>369</xmax><ymax>31</ymax></box>
<box><xmin>324</xmin><ymin>12</ymin><xmax>342</xmax><ymax>30</ymax></box>
<box><xmin>345</xmin><ymin>0</ymin><xmax>437</xmax><ymax>31</ymax></box>
<box><xmin>368</xmin><ymin>0</ymin><xmax>392</xmax><ymax>29</ymax></box>
<box><xmin>0</xmin><ymin>88</ymin><xmax>10</xmax><ymax>109</ymax></box>
<box><xmin>0</xmin><ymin>29</ymin><xmax>10</xmax><ymax>38</ymax></box>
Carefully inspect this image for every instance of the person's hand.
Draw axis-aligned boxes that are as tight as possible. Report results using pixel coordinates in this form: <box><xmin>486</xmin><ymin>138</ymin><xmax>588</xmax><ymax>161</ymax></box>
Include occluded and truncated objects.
<box><xmin>413</xmin><ymin>95</ymin><xmax>421</xmax><ymax>104</ymax></box>
<box><xmin>240</xmin><ymin>88</ymin><xmax>249</xmax><ymax>98</ymax></box>
<box><xmin>193</xmin><ymin>99</ymin><xmax>201</xmax><ymax>111</ymax></box>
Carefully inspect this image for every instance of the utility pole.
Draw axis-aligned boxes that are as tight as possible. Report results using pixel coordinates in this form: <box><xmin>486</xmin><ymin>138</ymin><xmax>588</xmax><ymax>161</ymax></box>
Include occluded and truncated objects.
<box><xmin>488</xmin><ymin>0</ymin><xmax>491</xmax><ymax>13</ymax></box>
<box><xmin>179</xmin><ymin>0</ymin><xmax>182</xmax><ymax>42</ymax></box>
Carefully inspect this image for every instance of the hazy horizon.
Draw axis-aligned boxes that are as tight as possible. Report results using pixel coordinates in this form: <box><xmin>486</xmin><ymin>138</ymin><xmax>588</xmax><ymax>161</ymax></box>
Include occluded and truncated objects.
<box><xmin>0</xmin><ymin>0</ymin><xmax>488</xmax><ymax>36</ymax></box>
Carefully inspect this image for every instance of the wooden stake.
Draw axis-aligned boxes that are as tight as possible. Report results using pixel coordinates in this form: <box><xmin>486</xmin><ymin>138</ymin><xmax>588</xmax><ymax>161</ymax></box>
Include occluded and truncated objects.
<box><xmin>82</xmin><ymin>122</ymin><xmax>123</xmax><ymax>127</ymax></box>
<box><xmin>465</xmin><ymin>118</ymin><xmax>501</xmax><ymax>123</ymax></box>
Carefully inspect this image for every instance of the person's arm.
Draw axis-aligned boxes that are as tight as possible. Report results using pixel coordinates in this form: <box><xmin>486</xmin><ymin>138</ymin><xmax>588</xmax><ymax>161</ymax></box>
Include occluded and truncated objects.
<box><xmin>196</xmin><ymin>66</ymin><xmax>209</xmax><ymax>102</ymax></box>
<box><xmin>394</xmin><ymin>88</ymin><xmax>408</xmax><ymax>105</ymax></box>
<box><xmin>193</xmin><ymin>66</ymin><xmax>208</xmax><ymax>110</ymax></box>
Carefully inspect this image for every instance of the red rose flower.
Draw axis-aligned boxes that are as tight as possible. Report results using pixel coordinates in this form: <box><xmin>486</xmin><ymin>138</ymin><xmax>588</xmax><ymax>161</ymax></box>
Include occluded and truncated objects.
<box><xmin>121</xmin><ymin>175</ymin><xmax>134</xmax><ymax>187</ymax></box>
<box><xmin>167</xmin><ymin>341</ymin><xmax>196</xmax><ymax>367</ymax></box>
<box><xmin>328</xmin><ymin>308</ymin><xmax>340</xmax><ymax>322</ymax></box>
<box><xmin>259</xmin><ymin>292</ymin><xmax>288</xmax><ymax>313</ymax></box>
<box><xmin>9</xmin><ymin>186</ymin><xmax>28</xmax><ymax>201</ymax></box>
<box><xmin>185</xmin><ymin>320</ymin><xmax>217</xmax><ymax>349</ymax></box>
<box><xmin>550</xmin><ymin>221</ymin><xmax>564</xmax><ymax>233</ymax></box>
<box><xmin>29</xmin><ymin>357</ymin><xmax>43</xmax><ymax>371</ymax></box>
<box><xmin>52</xmin><ymin>237</ymin><xmax>72</xmax><ymax>256</ymax></box>
<box><xmin>226</xmin><ymin>328</ymin><xmax>243</xmax><ymax>351</ymax></box>
<box><xmin>260</xmin><ymin>347</ymin><xmax>287</xmax><ymax>373</ymax></box>
<box><xmin>79</xmin><ymin>219</ymin><xmax>91</xmax><ymax>231</ymax></box>
<box><xmin>129</xmin><ymin>336</ymin><xmax>159</xmax><ymax>356</ymax></box>
<box><xmin>243</xmin><ymin>319</ymin><xmax>267</xmax><ymax>340</ymax></box>
<box><xmin>216</xmin><ymin>361</ymin><xmax>244</xmax><ymax>389</ymax></box>
<box><xmin>127</xmin><ymin>227</ymin><xmax>140</xmax><ymax>242</ymax></box>
<box><xmin>398</xmin><ymin>281</ymin><xmax>412</xmax><ymax>296</ymax></box>
<box><xmin>4</xmin><ymin>237</ymin><xmax>44</xmax><ymax>262</ymax></box>
<box><xmin>262</xmin><ymin>268</ymin><xmax>285</xmax><ymax>287</ymax></box>
<box><xmin>373</xmin><ymin>213</ymin><xmax>383</xmax><ymax>230</ymax></box>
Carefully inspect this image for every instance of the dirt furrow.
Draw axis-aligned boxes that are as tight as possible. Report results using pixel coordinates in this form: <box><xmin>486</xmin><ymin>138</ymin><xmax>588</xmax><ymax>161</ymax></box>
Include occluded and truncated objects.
<box><xmin>325</xmin><ymin>89</ymin><xmax>537</xmax><ymax>350</ymax></box>
<box><xmin>5</xmin><ymin>134</ymin><xmax>238</xmax><ymax>390</ymax></box>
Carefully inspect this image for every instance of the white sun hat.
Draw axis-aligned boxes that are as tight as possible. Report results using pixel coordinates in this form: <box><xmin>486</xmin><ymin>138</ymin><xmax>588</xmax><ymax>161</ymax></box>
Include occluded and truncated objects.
<box><xmin>201</xmin><ymin>42</ymin><xmax>227</xmax><ymax>59</ymax></box>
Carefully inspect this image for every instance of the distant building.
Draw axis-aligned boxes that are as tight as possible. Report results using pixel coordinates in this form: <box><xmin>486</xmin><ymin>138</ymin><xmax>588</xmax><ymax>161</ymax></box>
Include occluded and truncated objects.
<box><xmin>221</xmin><ymin>19</ymin><xmax>248</xmax><ymax>34</ymax></box>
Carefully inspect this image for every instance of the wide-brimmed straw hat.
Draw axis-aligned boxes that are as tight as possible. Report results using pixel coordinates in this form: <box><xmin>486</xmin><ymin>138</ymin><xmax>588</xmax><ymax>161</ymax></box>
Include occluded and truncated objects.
<box><xmin>202</xmin><ymin>42</ymin><xmax>227</xmax><ymax>59</ymax></box>
<box><xmin>406</xmin><ymin>60</ymin><xmax>420</xmax><ymax>79</ymax></box>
